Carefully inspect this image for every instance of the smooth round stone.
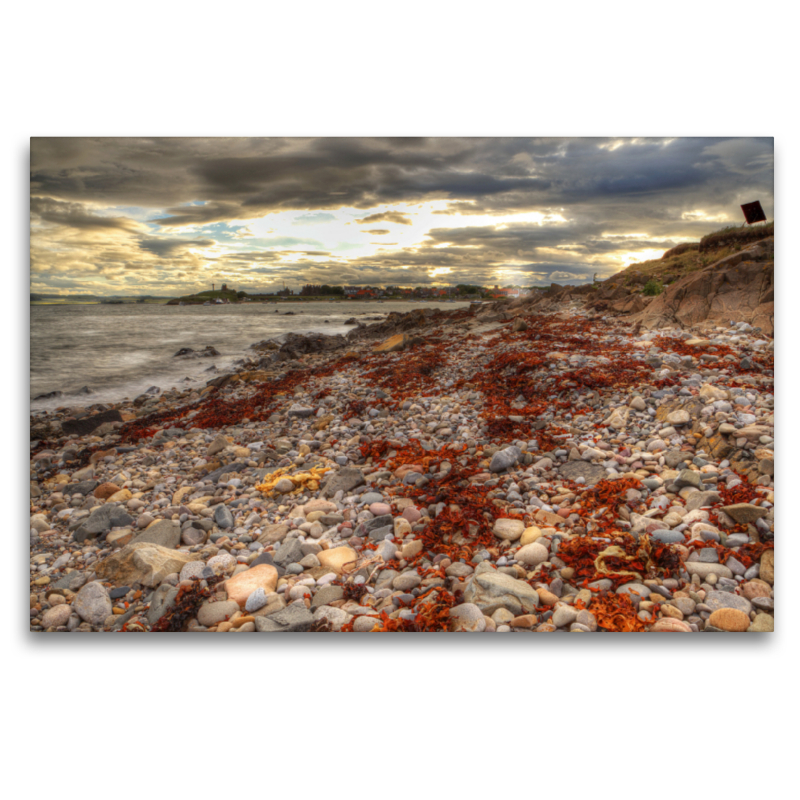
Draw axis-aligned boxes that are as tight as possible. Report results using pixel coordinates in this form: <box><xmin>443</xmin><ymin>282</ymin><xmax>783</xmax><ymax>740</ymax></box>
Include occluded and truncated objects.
<box><xmin>552</xmin><ymin>604</ymin><xmax>579</xmax><ymax>628</ymax></box>
<box><xmin>520</xmin><ymin>526</ymin><xmax>543</xmax><ymax>545</ymax></box>
<box><xmin>369</xmin><ymin>502</ymin><xmax>391</xmax><ymax>517</ymax></box>
<box><xmin>197</xmin><ymin>600</ymin><xmax>239</xmax><ymax>627</ymax></box>
<box><xmin>180</xmin><ymin>561</ymin><xmax>210</xmax><ymax>582</ymax></box>
<box><xmin>708</xmin><ymin>608</ymin><xmax>750</xmax><ymax>631</ymax></box>
<box><xmin>353</xmin><ymin>616</ymin><xmax>380</xmax><ymax>632</ymax></box>
<box><xmin>493</xmin><ymin>518</ymin><xmax>525</xmax><ymax>541</ymax></box>
<box><xmin>245</xmin><ymin>587</ymin><xmax>268</xmax><ymax>612</ymax></box>
<box><xmin>361</xmin><ymin>492</ymin><xmax>384</xmax><ymax>505</ymax></box>
<box><xmin>449</xmin><ymin>603</ymin><xmax>486</xmax><ymax>632</ymax></box>
<box><xmin>651</xmin><ymin>618</ymin><xmax>692</xmax><ymax>632</ymax></box>
<box><xmin>288</xmin><ymin>584</ymin><xmax>312</xmax><ymax>601</ymax></box>
<box><xmin>704</xmin><ymin>589</ymin><xmax>752</xmax><ymax>614</ymax></box>
<box><xmin>207</xmin><ymin>552</ymin><xmax>236</xmax><ymax>572</ymax></box>
<box><xmin>41</xmin><ymin>604</ymin><xmax>72</xmax><ymax>628</ymax></box>
<box><xmin>650</xmin><ymin>529</ymin><xmax>686</xmax><ymax>544</ymax></box>
<box><xmin>274</xmin><ymin>478</ymin><xmax>295</xmax><ymax>494</ymax></box>
<box><xmin>402</xmin><ymin>507</ymin><xmax>421</xmax><ymax>523</ymax></box>
<box><xmin>616</xmin><ymin>583</ymin><xmax>651</xmax><ymax>604</ymax></box>
<box><xmin>741</xmin><ymin>580</ymin><xmax>772</xmax><ymax>600</ymax></box>
<box><xmin>515</xmin><ymin>542</ymin><xmax>549</xmax><ymax>566</ymax></box>
<box><xmin>375</xmin><ymin>540</ymin><xmax>398</xmax><ymax>561</ymax></box>
<box><xmin>392</xmin><ymin>572</ymin><xmax>422</xmax><ymax>591</ymax></box>
<box><xmin>748</xmin><ymin>612</ymin><xmax>774</xmax><ymax>632</ymax></box>
<box><xmin>725</xmin><ymin>534</ymin><xmax>750</xmax><ymax>547</ymax></box>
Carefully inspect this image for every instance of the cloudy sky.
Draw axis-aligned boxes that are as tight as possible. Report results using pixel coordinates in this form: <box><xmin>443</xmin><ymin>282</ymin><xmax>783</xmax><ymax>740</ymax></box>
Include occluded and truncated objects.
<box><xmin>30</xmin><ymin>137</ymin><xmax>773</xmax><ymax>296</ymax></box>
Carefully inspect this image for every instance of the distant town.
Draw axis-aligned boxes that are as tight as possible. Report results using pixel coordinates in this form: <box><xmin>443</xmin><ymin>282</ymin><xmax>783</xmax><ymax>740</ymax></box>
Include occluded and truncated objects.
<box><xmin>31</xmin><ymin>282</ymin><xmax>556</xmax><ymax>305</ymax></box>
<box><xmin>161</xmin><ymin>282</ymin><xmax>548</xmax><ymax>305</ymax></box>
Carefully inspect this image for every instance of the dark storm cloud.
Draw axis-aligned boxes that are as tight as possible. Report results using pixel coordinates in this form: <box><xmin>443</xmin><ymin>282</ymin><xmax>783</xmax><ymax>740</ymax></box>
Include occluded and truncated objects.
<box><xmin>355</xmin><ymin>211</ymin><xmax>413</xmax><ymax>225</ymax></box>
<box><xmin>31</xmin><ymin>137</ymin><xmax>773</xmax><ymax>228</ymax></box>
<box><xmin>30</xmin><ymin>136</ymin><xmax>773</xmax><ymax>294</ymax></box>
<box><xmin>137</xmin><ymin>236</ymin><xmax>215</xmax><ymax>257</ymax></box>
<box><xmin>30</xmin><ymin>196</ymin><xmax>141</xmax><ymax>232</ymax></box>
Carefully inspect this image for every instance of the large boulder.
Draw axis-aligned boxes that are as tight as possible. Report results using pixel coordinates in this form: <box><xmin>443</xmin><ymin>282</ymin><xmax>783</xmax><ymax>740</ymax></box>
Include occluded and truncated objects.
<box><xmin>464</xmin><ymin>568</ymin><xmax>540</xmax><ymax>616</ymax></box>
<box><xmin>317</xmin><ymin>546</ymin><xmax>358</xmax><ymax>575</ymax></box>
<box><xmin>61</xmin><ymin>409</ymin><xmax>124</xmax><ymax>437</ymax></box>
<box><xmin>94</xmin><ymin>543</ymin><xmax>202</xmax><ymax>588</ymax></box>
<box><xmin>274</xmin><ymin>332</ymin><xmax>347</xmax><ymax>361</ymax></box>
<box><xmin>373</xmin><ymin>333</ymin><xmax>414</xmax><ymax>353</ymax></box>
<box><xmin>225</xmin><ymin>564</ymin><xmax>279</xmax><ymax>608</ymax></box>
<box><xmin>626</xmin><ymin>242</ymin><xmax>774</xmax><ymax>334</ymax></box>
<box><xmin>130</xmin><ymin>519</ymin><xmax>181</xmax><ymax>549</ymax></box>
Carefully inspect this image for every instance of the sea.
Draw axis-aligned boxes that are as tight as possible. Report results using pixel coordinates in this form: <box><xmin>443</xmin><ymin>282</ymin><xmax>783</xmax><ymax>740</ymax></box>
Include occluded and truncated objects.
<box><xmin>29</xmin><ymin>300</ymin><xmax>472</xmax><ymax>411</ymax></box>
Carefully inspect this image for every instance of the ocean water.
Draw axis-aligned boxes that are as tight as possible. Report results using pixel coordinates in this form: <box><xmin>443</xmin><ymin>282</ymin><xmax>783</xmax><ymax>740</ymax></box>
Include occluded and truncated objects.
<box><xmin>29</xmin><ymin>300</ymin><xmax>471</xmax><ymax>411</ymax></box>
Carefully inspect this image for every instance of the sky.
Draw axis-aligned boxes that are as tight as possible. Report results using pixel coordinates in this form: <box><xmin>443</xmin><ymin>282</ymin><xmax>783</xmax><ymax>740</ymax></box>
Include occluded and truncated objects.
<box><xmin>29</xmin><ymin>136</ymin><xmax>774</xmax><ymax>296</ymax></box>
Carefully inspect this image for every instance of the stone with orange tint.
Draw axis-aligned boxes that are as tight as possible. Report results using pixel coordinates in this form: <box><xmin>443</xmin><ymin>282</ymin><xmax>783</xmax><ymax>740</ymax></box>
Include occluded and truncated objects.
<box><xmin>225</xmin><ymin>564</ymin><xmax>279</xmax><ymax>608</ymax></box>
<box><xmin>708</xmin><ymin>608</ymin><xmax>750</xmax><ymax>631</ymax></box>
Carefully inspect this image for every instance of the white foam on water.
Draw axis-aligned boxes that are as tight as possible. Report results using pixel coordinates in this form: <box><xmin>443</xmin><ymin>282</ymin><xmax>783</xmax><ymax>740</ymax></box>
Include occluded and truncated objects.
<box><xmin>30</xmin><ymin>300</ymin><xmax>469</xmax><ymax>412</ymax></box>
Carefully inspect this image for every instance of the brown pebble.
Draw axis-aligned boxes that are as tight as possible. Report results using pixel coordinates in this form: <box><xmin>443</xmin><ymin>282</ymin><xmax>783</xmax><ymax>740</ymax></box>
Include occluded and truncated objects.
<box><xmin>708</xmin><ymin>608</ymin><xmax>750</xmax><ymax>631</ymax></box>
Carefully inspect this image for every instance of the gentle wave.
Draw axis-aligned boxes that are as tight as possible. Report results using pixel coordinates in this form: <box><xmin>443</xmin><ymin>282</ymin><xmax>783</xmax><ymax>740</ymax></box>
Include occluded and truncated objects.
<box><xmin>30</xmin><ymin>300</ymin><xmax>470</xmax><ymax>410</ymax></box>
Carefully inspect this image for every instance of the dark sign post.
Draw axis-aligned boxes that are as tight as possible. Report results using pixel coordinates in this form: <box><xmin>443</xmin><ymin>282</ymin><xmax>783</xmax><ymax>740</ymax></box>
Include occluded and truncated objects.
<box><xmin>741</xmin><ymin>201</ymin><xmax>767</xmax><ymax>225</ymax></box>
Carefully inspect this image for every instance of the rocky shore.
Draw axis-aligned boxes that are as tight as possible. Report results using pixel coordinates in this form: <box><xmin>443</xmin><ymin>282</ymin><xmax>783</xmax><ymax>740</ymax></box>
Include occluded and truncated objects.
<box><xmin>30</xmin><ymin>271</ymin><xmax>775</xmax><ymax>632</ymax></box>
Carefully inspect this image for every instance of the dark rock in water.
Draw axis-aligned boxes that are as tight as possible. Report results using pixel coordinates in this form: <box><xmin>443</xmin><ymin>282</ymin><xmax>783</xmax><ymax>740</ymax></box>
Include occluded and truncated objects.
<box><xmin>77</xmin><ymin>386</ymin><xmax>93</xmax><ymax>395</ymax></box>
<box><xmin>206</xmin><ymin>373</ymin><xmax>236</xmax><ymax>389</ymax></box>
<box><xmin>73</xmin><ymin>503</ymin><xmax>134</xmax><ymax>543</ymax></box>
<box><xmin>61</xmin><ymin>408</ymin><xmax>124</xmax><ymax>437</ymax></box>
<box><xmin>274</xmin><ymin>331</ymin><xmax>347</xmax><ymax>362</ymax></box>
<box><xmin>344</xmin><ymin>317</ymin><xmax>359</xmax><ymax>325</ymax></box>
<box><xmin>34</xmin><ymin>390</ymin><xmax>62</xmax><ymax>401</ymax></box>
<box><xmin>146</xmin><ymin>386</ymin><xmax>160</xmax><ymax>395</ymax></box>
<box><xmin>174</xmin><ymin>345</ymin><xmax>219</xmax><ymax>358</ymax></box>
<box><xmin>251</xmin><ymin>339</ymin><xmax>279</xmax><ymax>352</ymax></box>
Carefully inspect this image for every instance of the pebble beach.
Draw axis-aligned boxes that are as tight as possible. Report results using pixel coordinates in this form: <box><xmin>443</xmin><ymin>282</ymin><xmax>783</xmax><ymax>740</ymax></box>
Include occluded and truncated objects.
<box><xmin>29</xmin><ymin>298</ymin><xmax>775</xmax><ymax>633</ymax></box>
